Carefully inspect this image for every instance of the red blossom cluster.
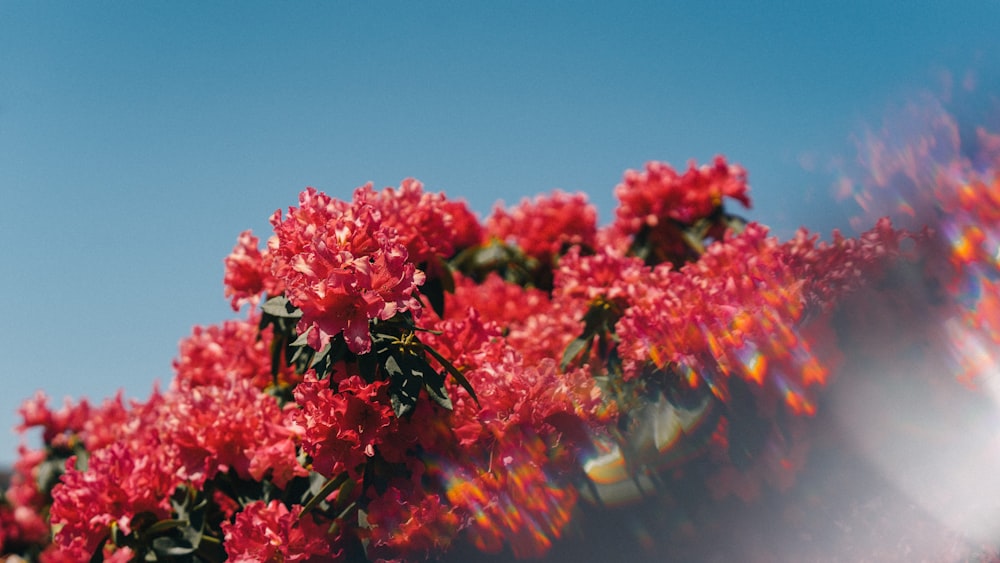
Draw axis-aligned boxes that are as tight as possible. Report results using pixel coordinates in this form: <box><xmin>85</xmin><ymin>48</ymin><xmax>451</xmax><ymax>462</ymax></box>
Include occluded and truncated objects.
<box><xmin>2</xmin><ymin>164</ymin><xmax>919</xmax><ymax>561</ymax></box>
<box><xmin>486</xmin><ymin>190</ymin><xmax>598</xmax><ymax>264</ymax></box>
<box><xmin>268</xmin><ymin>187</ymin><xmax>428</xmax><ymax>355</ymax></box>
<box><xmin>221</xmin><ymin>500</ymin><xmax>333</xmax><ymax>562</ymax></box>
<box><xmin>614</xmin><ymin>156</ymin><xmax>751</xmax><ymax>232</ymax></box>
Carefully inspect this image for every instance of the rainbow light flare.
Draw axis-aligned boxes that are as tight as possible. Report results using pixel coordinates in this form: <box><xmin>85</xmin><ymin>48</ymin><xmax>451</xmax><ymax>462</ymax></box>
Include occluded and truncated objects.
<box><xmin>829</xmin><ymin>84</ymin><xmax>1000</xmax><ymax>547</ymax></box>
<box><xmin>435</xmin><ymin>428</ymin><xmax>577</xmax><ymax>559</ymax></box>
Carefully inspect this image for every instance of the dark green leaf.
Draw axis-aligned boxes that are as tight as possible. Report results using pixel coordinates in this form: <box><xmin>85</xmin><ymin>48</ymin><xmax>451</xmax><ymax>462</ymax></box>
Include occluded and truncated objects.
<box><xmin>35</xmin><ymin>457</ymin><xmax>65</xmax><ymax>494</ymax></box>
<box><xmin>423</xmin><ymin>343</ymin><xmax>479</xmax><ymax>407</ymax></box>
<box><xmin>309</xmin><ymin>342</ymin><xmax>332</xmax><ymax>375</ymax></box>
<box><xmin>89</xmin><ymin>539</ymin><xmax>107</xmax><ymax>563</ymax></box>
<box><xmin>438</xmin><ymin>258</ymin><xmax>456</xmax><ymax>293</ymax></box>
<box><xmin>357</xmin><ymin>350</ymin><xmax>379</xmax><ymax>383</ymax></box>
<box><xmin>300</xmin><ymin>472</ymin><xmax>349</xmax><ymax>518</ymax></box>
<box><xmin>474</xmin><ymin>241</ymin><xmax>511</xmax><ymax>268</ymax></box>
<box><xmin>110</xmin><ymin>521</ymin><xmax>123</xmax><ymax>548</ymax></box>
<box><xmin>144</xmin><ymin>518</ymin><xmax>188</xmax><ymax>536</ymax></box>
<box><xmin>380</xmin><ymin>349</ymin><xmax>405</xmax><ymax>379</ymax></box>
<box><xmin>681</xmin><ymin>229</ymin><xmax>706</xmax><ymax>255</ymax></box>
<box><xmin>387</xmin><ymin>359</ymin><xmax>422</xmax><ymax>418</ymax></box>
<box><xmin>170</xmin><ymin>485</ymin><xmax>193</xmax><ymax>520</ymax></box>
<box><xmin>420</xmin><ymin>273</ymin><xmax>447</xmax><ymax>319</ymax></box>
<box><xmin>423</xmin><ymin>369</ymin><xmax>453</xmax><ymax>410</ymax></box>
<box><xmin>269</xmin><ymin>335</ymin><xmax>285</xmax><ymax>381</ymax></box>
<box><xmin>333</xmin><ymin>475</ymin><xmax>357</xmax><ymax>511</ymax></box>
<box><xmin>151</xmin><ymin>536</ymin><xmax>195</xmax><ymax>558</ymax></box>
<box><xmin>722</xmin><ymin>212</ymin><xmax>748</xmax><ymax>235</ymax></box>
<box><xmin>289</xmin><ymin>342</ymin><xmax>312</xmax><ymax>366</ymax></box>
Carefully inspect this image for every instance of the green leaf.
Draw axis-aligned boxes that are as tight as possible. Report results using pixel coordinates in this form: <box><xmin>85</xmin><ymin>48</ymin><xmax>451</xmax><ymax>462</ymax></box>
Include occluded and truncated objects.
<box><xmin>423</xmin><ymin>343</ymin><xmax>479</xmax><ymax>407</ymax></box>
<box><xmin>309</xmin><ymin>342</ymin><xmax>332</xmax><ymax>372</ymax></box>
<box><xmin>143</xmin><ymin>518</ymin><xmax>188</xmax><ymax>536</ymax></box>
<box><xmin>386</xmin><ymin>354</ymin><xmax>422</xmax><ymax>418</ymax></box>
<box><xmin>300</xmin><ymin>472</ymin><xmax>349</xmax><ymax>518</ymax></box>
<box><xmin>35</xmin><ymin>457</ymin><xmax>66</xmax><ymax>495</ymax></box>
<box><xmin>261</xmin><ymin>296</ymin><xmax>303</xmax><ymax>319</ymax></box>
<box><xmin>290</xmin><ymin>329</ymin><xmax>311</xmax><ymax>348</ymax></box>
<box><xmin>110</xmin><ymin>521</ymin><xmax>124</xmax><ymax>548</ymax></box>
<box><xmin>356</xmin><ymin>349</ymin><xmax>379</xmax><ymax>384</ymax></box>
<box><xmin>420</xmin><ymin>273</ymin><xmax>447</xmax><ymax>319</ymax></box>
<box><xmin>722</xmin><ymin>212</ymin><xmax>748</xmax><ymax>235</ymax></box>
<box><xmin>151</xmin><ymin>536</ymin><xmax>195</xmax><ymax>558</ymax></box>
<box><xmin>681</xmin><ymin>229</ymin><xmax>706</xmax><ymax>255</ymax></box>
<box><xmin>423</xmin><ymin>368</ymin><xmax>453</xmax><ymax>410</ymax></box>
<box><xmin>560</xmin><ymin>337</ymin><xmax>590</xmax><ymax>370</ymax></box>
<box><xmin>438</xmin><ymin>258</ymin><xmax>456</xmax><ymax>293</ymax></box>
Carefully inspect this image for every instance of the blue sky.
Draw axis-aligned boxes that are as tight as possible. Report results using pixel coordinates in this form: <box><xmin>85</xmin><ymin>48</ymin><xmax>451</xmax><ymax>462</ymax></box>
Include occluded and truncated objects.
<box><xmin>0</xmin><ymin>2</ymin><xmax>997</xmax><ymax>465</ymax></box>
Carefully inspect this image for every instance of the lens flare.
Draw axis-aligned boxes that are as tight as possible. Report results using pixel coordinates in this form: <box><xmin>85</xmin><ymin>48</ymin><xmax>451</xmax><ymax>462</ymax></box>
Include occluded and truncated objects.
<box><xmin>830</xmin><ymin>80</ymin><xmax>1000</xmax><ymax>548</ymax></box>
<box><xmin>579</xmin><ymin>373</ymin><xmax>718</xmax><ymax>507</ymax></box>
<box><xmin>436</xmin><ymin>428</ymin><xmax>577</xmax><ymax>559</ymax></box>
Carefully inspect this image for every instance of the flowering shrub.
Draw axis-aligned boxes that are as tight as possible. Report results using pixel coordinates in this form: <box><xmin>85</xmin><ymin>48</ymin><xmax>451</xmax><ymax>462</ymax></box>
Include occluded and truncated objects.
<box><xmin>2</xmin><ymin>156</ymin><xmax>965</xmax><ymax>562</ymax></box>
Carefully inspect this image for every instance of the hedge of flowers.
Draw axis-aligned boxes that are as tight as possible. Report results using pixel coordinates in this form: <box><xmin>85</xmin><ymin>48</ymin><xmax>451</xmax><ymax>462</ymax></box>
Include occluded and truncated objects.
<box><xmin>4</xmin><ymin>142</ymin><xmax>988</xmax><ymax>561</ymax></box>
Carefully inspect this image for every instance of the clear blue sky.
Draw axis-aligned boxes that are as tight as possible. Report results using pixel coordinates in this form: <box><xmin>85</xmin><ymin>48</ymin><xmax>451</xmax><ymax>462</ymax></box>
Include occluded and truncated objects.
<box><xmin>1</xmin><ymin>2</ymin><xmax>997</xmax><ymax>465</ymax></box>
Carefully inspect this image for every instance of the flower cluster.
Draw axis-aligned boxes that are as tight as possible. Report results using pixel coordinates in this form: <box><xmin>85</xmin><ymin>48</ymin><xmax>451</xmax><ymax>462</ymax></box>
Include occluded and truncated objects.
<box><xmin>267</xmin><ymin>186</ymin><xmax>426</xmax><ymax>355</ymax></box>
<box><xmin>615</xmin><ymin>157</ymin><xmax>750</xmax><ymax>231</ymax></box>
<box><xmin>2</xmin><ymin>162</ymin><xmax>930</xmax><ymax>561</ymax></box>
<box><xmin>486</xmin><ymin>190</ymin><xmax>598</xmax><ymax>264</ymax></box>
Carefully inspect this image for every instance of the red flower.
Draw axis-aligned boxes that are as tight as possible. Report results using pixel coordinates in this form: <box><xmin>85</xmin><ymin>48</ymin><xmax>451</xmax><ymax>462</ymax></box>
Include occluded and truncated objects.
<box><xmin>172</xmin><ymin>317</ymin><xmax>299</xmax><ymax>391</ymax></box>
<box><xmin>487</xmin><ymin>190</ymin><xmax>597</xmax><ymax>262</ymax></box>
<box><xmin>50</xmin><ymin>444</ymin><xmax>177</xmax><ymax>559</ymax></box>
<box><xmin>355</xmin><ymin>178</ymin><xmax>484</xmax><ymax>265</ymax></box>
<box><xmin>268</xmin><ymin>188</ymin><xmax>424</xmax><ymax>354</ymax></box>
<box><xmin>17</xmin><ymin>391</ymin><xmax>129</xmax><ymax>454</ymax></box>
<box><xmin>613</xmin><ymin>156</ymin><xmax>751</xmax><ymax>235</ymax></box>
<box><xmin>291</xmin><ymin>371</ymin><xmax>396</xmax><ymax>479</ymax></box>
<box><xmin>158</xmin><ymin>379</ymin><xmax>306</xmax><ymax>488</ymax></box>
<box><xmin>222</xmin><ymin>500</ymin><xmax>335</xmax><ymax>562</ymax></box>
<box><xmin>223</xmin><ymin>230</ymin><xmax>284</xmax><ymax>311</ymax></box>
<box><xmin>365</xmin><ymin>481</ymin><xmax>460</xmax><ymax>560</ymax></box>
<box><xmin>0</xmin><ymin>446</ymin><xmax>50</xmax><ymax>551</ymax></box>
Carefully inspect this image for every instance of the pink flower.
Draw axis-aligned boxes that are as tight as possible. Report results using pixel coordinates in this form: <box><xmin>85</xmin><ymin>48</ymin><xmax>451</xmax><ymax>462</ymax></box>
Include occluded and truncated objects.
<box><xmin>16</xmin><ymin>392</ymin><xmax>91</xmax><ymax>450</ymax></box>
<box><xmin>614</xmin><ymin>156</ymin><xmax>751</xmax><ymax>235</ymax></box>
<box><xmin>355</xmin><ymin>178</ymin><xmax>484</xmax><ymax>264</ymax></box>
<box><xmin>364</xmin><ymin>481</ymin><xmax>459</xmax><ymax>560</ymax></box>
<box><xmin>50</xmin><ymin>444</ymin><xmax>176</xmax><ymax>559</ymax></box>
<box><xmin>16</xmin><ymin>391</ymin><xmax>128</xmax><ymax>454</ymax></box>
<box><xmin>421</xmin><ymin>307</ymin><xmax>606</xmax><ymax>449</ymax></box>
<box><xmin>616</xmin><ymin>223</ymin><xmax>820</xmax><ymax>408</ymax></box>
<box><xmin>486</xmin><ymin>190</ymin><xmax>597</xmax><ymax>262</ymax></box>
<box><xmin>0</xmin><ymin>447</ymin><xmax>50</xmax><ymax>552</ymax></box>
<box><xmin>158</xmin><ymin>379</ymin><xmax>307</xmax><ymax>488</ymax></box>
<box><xmin>554</xmin><ymin>245</ymin><xmax>651</xmax><ymax>305</ymax></box>
<box><xmin>291</xmin><ymin>371</ymin><xmax>396</xmax><ymax>479</ymax></box>
<box><xmin>224</xmin><ymin>230</ymin><xmax>284</xmax><ymax>311</ymax></box>
<box><xmin>268</xmin><ymin>187</ymin><xmax>425</xmax><ymax>354</ymax></box>
<box><xmin>172</xmin><ymin>317</ymin><xmax>299</xmax><ymax>391</ymax></box>
<box><xmin>222</xmin><ymin>500</ymin><xmax>335</xmax><ymax>562</ymax></box>
<box><xmin>440</xmin><ymin>272</ymin><xmax>583</xmax><ymax>366</ymax></box>
<box><xmin>617</xmin><ymin>219</ymin><xmax>912</xmax><ymax>415</ymax></box>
